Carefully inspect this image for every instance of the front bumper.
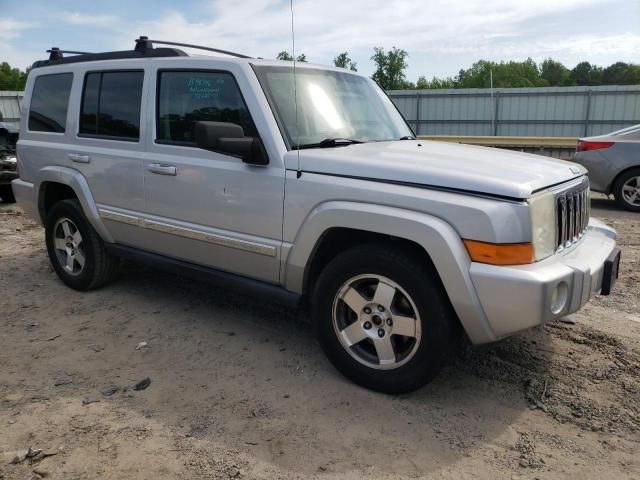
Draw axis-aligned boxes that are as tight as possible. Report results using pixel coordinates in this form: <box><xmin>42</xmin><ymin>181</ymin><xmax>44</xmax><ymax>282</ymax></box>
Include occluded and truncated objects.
<box><xmin>470</xmin><ymin>218</ymin><xmax>618</xmax><ymax>339</ymax></box>
<box><xmin>0</xmin><ymin>170</ymin><xmax>18</xmax><ymax>185</ymax></box>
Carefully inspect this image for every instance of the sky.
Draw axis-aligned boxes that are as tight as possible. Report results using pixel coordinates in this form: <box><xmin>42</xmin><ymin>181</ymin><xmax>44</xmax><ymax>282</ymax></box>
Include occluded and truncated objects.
<box><xmin>0</xmin><ymin>0</ymin><xmax>638</xmax><ymax>81</ymax></box>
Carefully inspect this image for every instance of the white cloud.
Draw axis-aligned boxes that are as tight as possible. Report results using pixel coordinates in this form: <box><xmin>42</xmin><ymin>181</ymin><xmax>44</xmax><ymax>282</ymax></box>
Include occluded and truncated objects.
<box><xmin>0</xmin><ymin>19</ymin><xmax>38</xmax><ymax>41</ymax></box>
<box><xmin>63</xmin><ymin>12</ymin><xmax>119</xmax><ymax>27</ymax></box>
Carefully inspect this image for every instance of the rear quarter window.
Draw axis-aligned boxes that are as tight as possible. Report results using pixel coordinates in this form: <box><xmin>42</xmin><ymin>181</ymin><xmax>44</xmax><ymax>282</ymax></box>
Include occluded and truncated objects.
<box><xmin>28</xmin><ymin>73</ymin><xmax>73</xmax><ymax>133</ymax></box>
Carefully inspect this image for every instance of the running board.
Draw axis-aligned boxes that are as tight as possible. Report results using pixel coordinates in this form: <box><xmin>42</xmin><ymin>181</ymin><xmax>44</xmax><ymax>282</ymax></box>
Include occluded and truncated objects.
<box><xmin>106</xmin><ymin>243</ymin><xmax>301</xmax><ymax>308</ymax></box>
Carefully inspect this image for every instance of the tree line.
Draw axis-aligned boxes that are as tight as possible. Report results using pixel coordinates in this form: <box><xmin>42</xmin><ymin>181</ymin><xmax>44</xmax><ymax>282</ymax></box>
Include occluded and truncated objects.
<box><xmin>277</xmin><ymin>48</ymin><xmax>640</xmax><ymax>90</ymax></box>
<box><xmin>2</xmin><ymin>50</ymin><xmax>638</xmax><ymax>92</ymax></box>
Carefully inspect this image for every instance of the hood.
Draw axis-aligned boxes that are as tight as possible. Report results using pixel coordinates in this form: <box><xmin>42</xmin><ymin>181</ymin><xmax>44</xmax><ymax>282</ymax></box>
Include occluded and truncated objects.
<box><xmin>289</xmin><ymin>140</ymin><xmax>586</xmax><ymax>199</ymax></box>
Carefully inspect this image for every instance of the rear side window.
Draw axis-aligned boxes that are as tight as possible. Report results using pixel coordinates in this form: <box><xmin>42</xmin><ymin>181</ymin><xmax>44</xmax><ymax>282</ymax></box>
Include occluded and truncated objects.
<box><xmin>28</xmin><ymin>73</ymin><xmax>73</xmax><ymax>133</ymax></box>
<box><xmin>80</xmin><ymin>71</ymin><xmax>144</xmax><ymax>140</ymax></box>
<box><xmin>156</xmin><ymin>70</ymin><xmax>258</xmax><ymax>145</ymax></box>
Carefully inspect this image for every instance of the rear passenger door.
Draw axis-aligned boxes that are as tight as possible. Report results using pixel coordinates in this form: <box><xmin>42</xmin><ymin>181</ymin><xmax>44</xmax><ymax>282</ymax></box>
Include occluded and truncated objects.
<box><xmin>141</xmin><ymin>66</ymin><xmax>285</xmax><ymax>284</ymax></box>
<box><xmin>70</xmin><ymin>68</ymin><xmax>148</xmax><ymax>243</ymax></box>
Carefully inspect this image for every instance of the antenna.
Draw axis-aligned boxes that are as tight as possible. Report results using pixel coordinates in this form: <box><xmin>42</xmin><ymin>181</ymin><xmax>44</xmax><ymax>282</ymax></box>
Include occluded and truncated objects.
<box><xmin>290</xmin><ymin>0</ymin><xmax>301</xmax><ymax>178</ymax></box>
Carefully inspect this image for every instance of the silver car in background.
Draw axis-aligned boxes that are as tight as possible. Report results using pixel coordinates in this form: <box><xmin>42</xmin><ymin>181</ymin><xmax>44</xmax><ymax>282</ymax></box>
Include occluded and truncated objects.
<box><xmin>574</xmin><ymin>125</ymin><xmax>640</xmax><ymax>212</ymax></box>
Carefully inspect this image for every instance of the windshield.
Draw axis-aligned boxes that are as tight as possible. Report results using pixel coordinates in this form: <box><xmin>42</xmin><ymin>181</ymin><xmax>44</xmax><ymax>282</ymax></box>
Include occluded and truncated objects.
<box><xmin>253</xmin><ymin>65</ymin><xmax>413</xmax><ymax>149</ymax></box>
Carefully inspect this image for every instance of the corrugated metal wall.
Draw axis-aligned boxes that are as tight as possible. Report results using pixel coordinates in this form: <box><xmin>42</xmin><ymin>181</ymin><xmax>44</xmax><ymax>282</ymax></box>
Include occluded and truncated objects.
<box><xmin>0</xmin><ymin>91</ymin><xmax>24</xmax><ymax>122</ymax></box>
<box><xmin>388</xmin><ymin>85</ymin><xmax>640</xmax><ymax>137</ymax></box>
<box><xmin>4</xmin><ymin>86</ymin><xmax>640</xmax><ymax>137</ymax></box>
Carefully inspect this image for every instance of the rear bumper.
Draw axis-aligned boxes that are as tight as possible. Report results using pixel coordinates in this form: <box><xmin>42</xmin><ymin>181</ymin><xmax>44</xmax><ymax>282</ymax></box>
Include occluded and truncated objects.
<box><xmin>469</xmin><ymin>218</ymin><xmax>618</xmax><ymax>340</ymax></box>
<box><xmin>11</xmin><ymin>178</ymin><xmax>39</xmax><ymax>222</ymax></box>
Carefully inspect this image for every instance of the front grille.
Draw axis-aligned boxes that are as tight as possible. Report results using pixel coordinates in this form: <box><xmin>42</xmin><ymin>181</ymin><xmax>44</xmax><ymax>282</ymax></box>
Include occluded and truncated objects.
<box><xmin>555</xmin><ymin>178</ymin><xmax>590</xmax><ymax>252</ymax></box>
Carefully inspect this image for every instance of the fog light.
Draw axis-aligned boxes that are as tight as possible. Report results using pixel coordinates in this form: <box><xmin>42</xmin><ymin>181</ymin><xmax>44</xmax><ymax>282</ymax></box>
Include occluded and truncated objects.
<box><xmin>550</xmin><ymin>282</ymin><xmax>569</xmax><ymax>315</ymax></box>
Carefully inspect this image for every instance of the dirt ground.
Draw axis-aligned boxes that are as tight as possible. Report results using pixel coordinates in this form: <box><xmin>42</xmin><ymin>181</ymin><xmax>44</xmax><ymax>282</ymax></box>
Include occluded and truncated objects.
<box><xmin>0</xmin><ymin>195</ymin><xmax>638</xmax><ymax>480</ymax></box>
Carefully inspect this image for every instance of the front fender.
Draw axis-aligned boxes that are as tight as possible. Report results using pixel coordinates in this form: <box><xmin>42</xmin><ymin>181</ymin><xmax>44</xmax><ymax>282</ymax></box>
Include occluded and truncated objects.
<box><xmin>284</xmin><ymin>201</ymin><xmax>496</xmax><ymax>343</ymax></box>
<box><xmin>36</xmin><ymin>166</ymin><xmax>114</xmax><ymax>243</ymax></box>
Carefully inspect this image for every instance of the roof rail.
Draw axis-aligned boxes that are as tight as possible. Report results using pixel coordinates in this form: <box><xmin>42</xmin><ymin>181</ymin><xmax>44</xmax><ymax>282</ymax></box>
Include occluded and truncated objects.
<box><xmin>137</xmin><ymin>37</ymin><xmax>252</xmax><ymax>59</ymax></box>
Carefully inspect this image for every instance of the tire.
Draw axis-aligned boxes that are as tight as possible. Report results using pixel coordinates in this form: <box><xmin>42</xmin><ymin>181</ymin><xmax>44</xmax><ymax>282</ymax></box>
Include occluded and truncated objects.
<box><xmin>312</xmin><ymin>243</ymin><xmax>460</xmax><ymax>394</ymax></box>
<box><xmin>0</xmin><ymin>184</ymin><xmax>15</xmax><ymax>203</ymax></box>
<box><xmin>613</xmin><ymin>168</ymin><xmax>640</xmax><ymax>212</ymax></box>
<box><xmin>45</xmin><ymin>199</ymin><xmax>119</xmax><ymax>290</ymax></box>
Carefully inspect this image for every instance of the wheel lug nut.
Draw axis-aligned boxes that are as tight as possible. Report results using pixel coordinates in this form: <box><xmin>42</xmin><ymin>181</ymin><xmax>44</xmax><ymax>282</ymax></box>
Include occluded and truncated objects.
<box><xmin>363</xmin><ymin>321</ymin><xmax>372</xmax><ymax>330</ymax></box>
<box><xmin>378</xmin><ymin>329</ymin><xmax>385</xmax><ymax>338</ymax></box>
<box><xmin>386</xmin><ymin>318</ymin><xmax>393</xmax><ymax>326</ymax></box>
<box><xmin>377</xmin><ymin>305</ymin><xmax>385</xmax><ymax>312</ymax></box>
<box><xmin>364</xmin><ymin>307</ymin><xmax>371</xmax><ymax>314</ymax></box>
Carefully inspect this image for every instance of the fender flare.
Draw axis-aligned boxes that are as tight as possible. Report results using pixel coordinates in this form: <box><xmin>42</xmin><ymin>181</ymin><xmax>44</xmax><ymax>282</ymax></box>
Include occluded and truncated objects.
<box><xmin>36</xmin><ymin>166</ymin><xmax>114</xmax><ymax>243</ymax></box>
<box><xmin>284</xmin><ymin>201</ymin><xmax>497</xmax><ymax>343</ymax></box>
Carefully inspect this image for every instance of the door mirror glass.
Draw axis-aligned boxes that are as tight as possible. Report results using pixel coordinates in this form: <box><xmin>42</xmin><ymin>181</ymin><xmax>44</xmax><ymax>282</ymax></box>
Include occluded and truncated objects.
<box><xmin>195</xmin><ymin>121</ymin><xmax>268</xmax><ymax>165</ymax></box>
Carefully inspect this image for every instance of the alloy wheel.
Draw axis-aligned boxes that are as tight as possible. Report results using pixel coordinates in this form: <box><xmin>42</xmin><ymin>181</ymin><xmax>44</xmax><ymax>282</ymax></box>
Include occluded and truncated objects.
<box><xmin>332</xmin><ymin>274</ymin><xmax>422</xmax><ymax>370</ymax></box>
<box><xmin>52</xmin><ymin>217</ymin><xmax>86</xmax><ymax>276</ymax></box>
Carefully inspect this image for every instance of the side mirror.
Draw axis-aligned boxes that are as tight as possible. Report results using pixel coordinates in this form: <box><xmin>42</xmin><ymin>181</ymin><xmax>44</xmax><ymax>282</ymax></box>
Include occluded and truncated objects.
<box><xmin>194</xmin><ymin>121</ymin><xmax>269</xmax><ymax>166</ymax></box>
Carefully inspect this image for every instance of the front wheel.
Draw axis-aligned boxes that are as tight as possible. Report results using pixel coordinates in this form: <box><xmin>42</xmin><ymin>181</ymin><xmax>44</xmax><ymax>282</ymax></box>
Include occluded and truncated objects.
<box><xmin>613</xmin><ymin>168</ymin><xmax>640</xmax><ymax>212</ymax></box>
<box><xmin>312</xmin><ymin>244</ymin><xmax>459</xmax><ymax>394</ymax></box>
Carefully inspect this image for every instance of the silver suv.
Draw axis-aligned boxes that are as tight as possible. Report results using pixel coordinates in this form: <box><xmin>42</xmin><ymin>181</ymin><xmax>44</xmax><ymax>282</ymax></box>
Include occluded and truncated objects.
<box><xmin>13</xmin><ymin>38</ymin><xmax>620</xmax><ymax>393</ymax></box>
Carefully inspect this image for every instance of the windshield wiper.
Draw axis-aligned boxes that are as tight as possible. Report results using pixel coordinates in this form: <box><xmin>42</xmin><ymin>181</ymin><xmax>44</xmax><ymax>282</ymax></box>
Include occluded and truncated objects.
<box><xmin>296</xmin><ymin>138</ymin><xmax>364</xmax><ymax>150</ymax></box>
<box><xmin>399</xmin><ymin>135</ymin><xmax>415</xmax><ymax>140</ymax></box>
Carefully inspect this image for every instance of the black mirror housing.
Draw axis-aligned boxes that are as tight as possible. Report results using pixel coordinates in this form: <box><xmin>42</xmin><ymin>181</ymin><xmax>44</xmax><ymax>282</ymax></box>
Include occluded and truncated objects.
<box><xmin>195</xmin><ymin>121</ymin><xmax>268</xmax><ymax>165</ymax></box>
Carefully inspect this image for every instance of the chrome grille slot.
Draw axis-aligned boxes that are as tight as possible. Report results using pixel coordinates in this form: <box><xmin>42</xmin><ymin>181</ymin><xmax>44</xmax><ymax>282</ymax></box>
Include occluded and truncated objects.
<box><xmin>555</xmin><ymin>178</ymin><xmax>590</xmax><ymax>252</ymax></box>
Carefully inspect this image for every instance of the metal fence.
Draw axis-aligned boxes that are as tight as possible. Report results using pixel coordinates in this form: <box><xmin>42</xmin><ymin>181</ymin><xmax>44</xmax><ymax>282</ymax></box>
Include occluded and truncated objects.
<box><xmin>0</xmin><ymin>91</ymin><xmax>24</xmax><ymax>123</ymax></box>
<box><xmin>388</xmin><ymin>85</ymin><xmax>640</xmax><ymax>138</ymax></box>
<box><xmin>4</xmin><ymin>86</ymin><xmax>640</xmax><ymax>138</ymax></box>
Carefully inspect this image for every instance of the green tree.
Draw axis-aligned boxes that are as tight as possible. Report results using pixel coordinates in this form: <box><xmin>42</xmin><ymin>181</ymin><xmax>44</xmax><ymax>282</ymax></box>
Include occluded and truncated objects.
<box><xmin>601</xmin><ymin>62</ymin><xmax>640</xmax><ymax>85</ymax></box>
<box><xmin>371</xmin><ymin>47</ymin><xmax>409</xmax><ymax>90</ymax></box>
<box><xmin>540</xmin><ymin>58</ymin><xmax>573</xmax><ymax>86</ymax></box>
<box><xmin>0</xmin><ymin>62</ymin><xmax>28</xmax><ymax>90</ymax></box>
<box><xmin>333</xmin><ymin>52</ymin><xmax>357</xmax><ymax>71</ymax></box>
<box><xmin>456</xmin><ymin>58</ymin><xmax>546</xmax><ymax>88</ymax></box>
<box><xmin>415</xmin><ymin>75</ymin><xmax>455</xmax><ymax>89</ymax></box>
<box><xmin>570</xmin><ymin>62</ymin><xmax>603</xmax><ymax>86</ymax></box>
<box><xmin>276</xmin><ymin>51</ymin><xmax>307</xmax><ymax>62</ymax></box>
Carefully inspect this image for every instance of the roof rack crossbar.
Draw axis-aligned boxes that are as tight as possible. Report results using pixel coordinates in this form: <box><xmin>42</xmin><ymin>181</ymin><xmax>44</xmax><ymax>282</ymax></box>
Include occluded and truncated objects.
<box><xmin>47</xmin><ymin>47</ymin><xmax>94</xmax><ymax>61</ymax></box>
<box><xmin>142</xmin><ymin>38</ymin><xmax>252</xmax><ymax>59</ymax></box>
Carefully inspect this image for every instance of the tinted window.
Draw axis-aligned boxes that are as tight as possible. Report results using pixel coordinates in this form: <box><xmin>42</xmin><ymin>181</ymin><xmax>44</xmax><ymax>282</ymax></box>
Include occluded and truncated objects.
<box><xmin>80</xmin><ymin>71</ymin><xmax>144</xmax><ymax>140</ymax></box>
<box><xmin>157</xmin><ymin>71</ymin><xmax>257</xmax><ymax>144</ymax></box>
<box><xmin>29</xmin><ymin>73</ymin><xmax>73</xmax><ymax>132</ymax></box>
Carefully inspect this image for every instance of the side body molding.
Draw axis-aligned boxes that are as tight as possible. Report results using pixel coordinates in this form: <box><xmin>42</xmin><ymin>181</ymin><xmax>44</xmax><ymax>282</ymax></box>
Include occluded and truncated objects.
<box><xmin>36</xmin><ymin>166</ymin><xmax>115</xmax><ymax>243</ymax></box>
<box><xmin>283</xmin><ymin>201</ymin><xmax>497</xmax><ymax>344</ymax></box>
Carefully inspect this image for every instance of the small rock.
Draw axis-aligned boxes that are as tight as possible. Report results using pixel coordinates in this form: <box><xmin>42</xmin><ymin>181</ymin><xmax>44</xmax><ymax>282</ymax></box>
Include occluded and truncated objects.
<box><xmin>142</xmin><ymin>409</ymin><xmax>152</xmax><ymax>418</ymax></box>
<box><xmin>519</xmin><ymin>458</ymin><xmax>529</xmax><ymax>468</ymax></box>
<box><xmin>100</xmin><ymin>384</ymin><xmax>119</xmax><ymax>397</ymax></box>
<box><xmin>283</xmin><ymin>394</ymin><xmax>290</xmax><ymax>399</ymax></box>
<box><xmin>559</xmin><ymin>316</ymin><xmax>577</xmax><ymax>325</ymax></box>
<box><xmin>133</xmin><ymin>377</ymin><xmax>151</xmax><ymax>391</ymax></box>
<box><xmin>82</xmin><ymin>398</ymin><xmax>100</xmax><ymax>406</ymax></box>
<box><xmin>136</xmin><ymin>342</ymin><xmax>148</xmax><ymax>350</ymax></box>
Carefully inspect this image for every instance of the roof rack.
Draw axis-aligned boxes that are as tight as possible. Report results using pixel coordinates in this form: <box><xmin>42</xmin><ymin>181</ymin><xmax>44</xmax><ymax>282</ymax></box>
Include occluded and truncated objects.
<box><xmin>32</xmin><ymin>36</ymin><xmax>253</xmax><ymax>69</ymax></box>
<box><xmin>47</xmin><ymin>48</ymin><xmax>93</xmax><ymax>61</ymax></box>
<box><xmin>136</xmin><ymin>37</ymin><xmax>252</xmax><ymax>59</ymax></box>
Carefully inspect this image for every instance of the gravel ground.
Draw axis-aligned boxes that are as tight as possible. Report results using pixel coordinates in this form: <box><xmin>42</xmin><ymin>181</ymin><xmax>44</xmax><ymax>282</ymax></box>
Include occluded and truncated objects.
<box><xmin>0</xmin><ymin>194</ymin><xmax>638</xmax><ymax>480</ymax></box>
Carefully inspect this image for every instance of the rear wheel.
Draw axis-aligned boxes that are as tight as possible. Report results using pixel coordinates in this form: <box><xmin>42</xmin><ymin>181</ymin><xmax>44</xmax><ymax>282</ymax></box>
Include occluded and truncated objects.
<box><xmin>312</xmin><ymin>243</ymin><xmax>459</xmax><ymax>393</ymax></box>
<box><xmin>0</xmin><ymin>184</ymin><xmax>15</xmax><ymax>203</ymax></box>
<box><xmin>613</xmin><ymin>168</ymin><xmax>640</xmax><ymax>212</ymax></box>
<box><xmin>45</xmin><ymin>199</ymin><xmax>119</xmax><ymax>290</ymax></box>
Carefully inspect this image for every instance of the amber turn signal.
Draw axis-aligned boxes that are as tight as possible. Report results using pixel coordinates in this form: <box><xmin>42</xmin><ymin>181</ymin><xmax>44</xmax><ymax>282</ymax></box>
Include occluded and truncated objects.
<box><xmin>463</xmin><ymin>240</ymin><xmax>534</xmax><ymax>266</ymax></box>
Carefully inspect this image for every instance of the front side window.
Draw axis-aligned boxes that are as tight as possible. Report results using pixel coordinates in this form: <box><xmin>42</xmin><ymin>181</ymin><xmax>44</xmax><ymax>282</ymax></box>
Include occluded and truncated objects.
<box><xmin>80</xmin><ymin>71</ymin><xmax>144</xmax><ymax>140</ymax></box>
<box><xmin>28</xmin><ymin>73</ymin><xmax>73</xmax><ymax>133</ymax></box>
<box><xmin>253</xmin><ymin>66</ymin><xmax>413</xmax><ymax>149</ymax></box>
<box><xmin>157</xmin><ymin>70</ymin><xmax>258</xmax><ymax>145</ymax></box>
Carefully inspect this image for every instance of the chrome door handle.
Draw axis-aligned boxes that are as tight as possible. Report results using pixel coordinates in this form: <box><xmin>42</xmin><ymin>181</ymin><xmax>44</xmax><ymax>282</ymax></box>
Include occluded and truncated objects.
<box><xmin>148</xmin><ymin>163</ymin><xmax>177</xmax><ymax>176</ymax></box>
<box><xmin>68</xmin><ymin>153</ymin><xmax>90</xmax><ymax>163</ymax></box>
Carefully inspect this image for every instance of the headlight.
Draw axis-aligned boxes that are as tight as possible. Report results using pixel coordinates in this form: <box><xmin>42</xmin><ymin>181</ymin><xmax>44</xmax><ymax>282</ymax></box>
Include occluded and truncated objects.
<box><xmin>529</xmin><ymin>192</ymin><xmax>556</xmax><ymax>261</ymax></box>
